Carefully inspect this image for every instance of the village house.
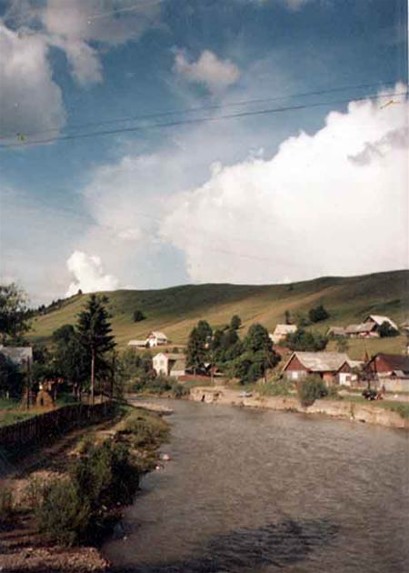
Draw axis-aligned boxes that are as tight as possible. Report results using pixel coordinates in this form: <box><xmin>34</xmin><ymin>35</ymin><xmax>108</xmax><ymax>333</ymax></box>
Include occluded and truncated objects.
<box><xmin>270</xmin><ymin>324</ymin><xmax>297</xmax><ymax>344</ymax></box>
<box><xmin>147</xmin><ymin>331</ymin><xmax>169</xmax><ymax>347</ymax></box>
<box><xmin>344</xmin><ymin>314</ymin><xmax>398</xmax><ymax>339</ymax></box>
<box><xmin>364</xmin><ymin>353</ymin><xmax>409</xmax><ymax>392</ymax></box>
<box><xmin>281</xmin><ymin>351</ymin><xmax>353</xmax><ymax>385</ymax></box>
<box><xmin>152</xmin><ymin>352</ymin><xmax>186</xmax><ymax>378</ymax></box>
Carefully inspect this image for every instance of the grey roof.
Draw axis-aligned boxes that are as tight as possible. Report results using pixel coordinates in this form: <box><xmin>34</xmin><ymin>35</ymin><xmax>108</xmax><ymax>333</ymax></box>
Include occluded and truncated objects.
<box><xmin>288</xmin><ymin>351</ymin><xmax>350</xmax><ymax>372</ymax></box>
<box><xmin>327</xmin><ymin>326</ymin><xmax>347</xmax><ymax>336</ymax></box>
<box><xmin>345</xmin><ymin>323</ymin><xmax>375</xmax><ymax>334</ymax></box>
<box><xmin>0</xmin><ymin>346</ymin><xmax>32</xmax><ymax>365</ymax></box>
<box><xmin>153</xmin><ymin>352</ymin><xmax>184</xmax><ymax>361</ymax></box>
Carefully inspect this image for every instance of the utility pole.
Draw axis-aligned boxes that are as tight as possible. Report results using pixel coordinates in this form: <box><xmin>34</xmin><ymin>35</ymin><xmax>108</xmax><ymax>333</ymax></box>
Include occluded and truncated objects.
<box><xmin>90</xmin><ymin>348</ymin><xmax>95</xmax><ymax>405</ymax></box>
<box><xmin>26</xmin><ymin>357</ymin><xmax>32</xmax><ymax>410</ymax></box>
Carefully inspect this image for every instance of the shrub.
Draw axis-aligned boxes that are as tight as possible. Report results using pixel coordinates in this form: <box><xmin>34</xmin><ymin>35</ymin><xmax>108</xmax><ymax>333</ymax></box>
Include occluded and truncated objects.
<box><xmin>36</xmin><ymin>478</ymin><xmax>91</xmax><ymax>546</ymax></box>
<box><xmin>297</xmin><ymin>376</ymin><xmax>328</xmax><ymax>406</ymax></box>
<box><xmin>308</xmin><ymin>304</ymin><xmax>330</xmax><ymax>323</ymax></box>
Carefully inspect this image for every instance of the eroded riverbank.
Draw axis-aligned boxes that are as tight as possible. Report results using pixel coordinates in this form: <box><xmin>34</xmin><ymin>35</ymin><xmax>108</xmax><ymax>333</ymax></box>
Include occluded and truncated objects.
<box><xmin>189</xmin><ymin>386</ymin><xmax>409</xmax><ymax>429</ymax></box>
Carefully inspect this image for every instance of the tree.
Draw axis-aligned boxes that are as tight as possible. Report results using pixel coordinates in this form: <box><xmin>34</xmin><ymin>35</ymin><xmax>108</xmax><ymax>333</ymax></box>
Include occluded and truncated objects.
<box><xmin>308</xmin><ymin>304</ymin><xmax>330</xmax><ymax>323</ymax></box>
<box><xmin>378</xmin><ymin>321</ymin><xmax>399</xmax><ymax>338</ymax></box>
<box><xmin>284</xmin><ymin>310</ymin><xmax>292</xmax><ymax>325</ymax></box>
<box><xmin>186</xmin><ymin>320</ymin><xmax>212</xmax><ymax>373</ymax></box>
<box><xmin>233</xmin><ymin>324</ymin><xmax>280</xmax><ymax>384</ymax></box>
<box><xmin>230</xmin><ymin>315</ymin><xmax>242</xmax><ymax>330</ymax></box>
<box><xmin>0</xmin><ymin>283</ymin><xmax>31</xmax><ymax>345</ymax></box>
<box><xmin>285</xmin><ymin>329</ymin><xmax>328</xmax><ymax>352</ymax></box>
<box><xmin>52</xmin><ymin>325</ymin><xmax>89</xmax><ymax>398</ymax></box>
<box><xmin>76</xmin><ymin>295</ymin><xmax>116</xmax><ymax>403</ymax></box>
<box><xmin>133</xmin><ymin>310</ymin><xmax>146</xmax><ymax>323</ymax></box>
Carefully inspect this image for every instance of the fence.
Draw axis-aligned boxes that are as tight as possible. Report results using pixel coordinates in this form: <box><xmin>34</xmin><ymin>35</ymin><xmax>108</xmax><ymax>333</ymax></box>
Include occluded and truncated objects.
<box><xmin>0</xmin><ymin>401</ymin><xmax>115</xmax><ymax>455</ymax></box>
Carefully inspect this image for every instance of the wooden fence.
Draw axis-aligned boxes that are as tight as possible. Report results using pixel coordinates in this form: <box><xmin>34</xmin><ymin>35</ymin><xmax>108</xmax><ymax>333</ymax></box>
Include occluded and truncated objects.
<box><xmin>0</xmin><ymin>401</ymin><xmax>115</xmax><ymax>454</ymax></box>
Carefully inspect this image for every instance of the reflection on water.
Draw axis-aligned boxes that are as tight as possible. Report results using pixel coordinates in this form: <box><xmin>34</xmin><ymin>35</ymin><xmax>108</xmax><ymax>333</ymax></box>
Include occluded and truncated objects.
<box><xmin>112</xmin><ymin>519</ymin><xmax>338</xmax><ymax>572</ymax></box>
<box><xmin>104</xmin><ymin>400</ymin><xmax>409</xmax><ymax>573</ymax></box>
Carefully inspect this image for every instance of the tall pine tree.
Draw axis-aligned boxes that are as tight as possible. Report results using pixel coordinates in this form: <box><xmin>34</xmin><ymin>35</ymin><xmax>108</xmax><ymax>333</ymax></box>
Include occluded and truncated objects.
<box><xmin>76</xmin><ymin>295</ymin><xmax>116</xmax><ymax>403</ymax></box>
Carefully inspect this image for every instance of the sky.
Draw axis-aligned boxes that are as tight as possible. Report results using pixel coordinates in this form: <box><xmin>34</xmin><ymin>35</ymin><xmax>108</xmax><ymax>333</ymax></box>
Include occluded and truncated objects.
<box><xmin>0</xmin><ymin>0</ymin><xmax>408</xmax><ymax>305</ymax></box>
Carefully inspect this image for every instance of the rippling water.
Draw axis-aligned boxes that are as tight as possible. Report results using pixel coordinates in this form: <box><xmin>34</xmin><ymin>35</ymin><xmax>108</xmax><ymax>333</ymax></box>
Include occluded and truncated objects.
<box><xmin>103</xmin><ymin>400</ymin><xmax>409</xmax><ymax>573</ymax></box>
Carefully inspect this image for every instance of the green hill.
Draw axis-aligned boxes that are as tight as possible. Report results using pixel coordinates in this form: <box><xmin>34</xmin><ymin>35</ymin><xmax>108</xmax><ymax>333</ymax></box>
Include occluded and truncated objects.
<box><xmin>30</xmin><ymin>270</ymin><xmax>409</xmax><ymax>358</ymax></box>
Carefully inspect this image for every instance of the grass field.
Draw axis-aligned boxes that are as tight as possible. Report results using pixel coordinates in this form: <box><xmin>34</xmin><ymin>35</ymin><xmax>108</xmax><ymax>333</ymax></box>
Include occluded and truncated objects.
<box><xmin>29</xmin><ymin>269</ymin><xmax>409</xmax><ymax>353</ymax></box>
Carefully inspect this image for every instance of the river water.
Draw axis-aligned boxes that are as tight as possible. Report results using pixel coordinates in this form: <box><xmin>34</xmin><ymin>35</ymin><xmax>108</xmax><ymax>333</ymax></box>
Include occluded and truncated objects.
<box><xmin>104</xmin><ymin>400</ymin><xmax>409</xmax><ymax>573</ymax></box>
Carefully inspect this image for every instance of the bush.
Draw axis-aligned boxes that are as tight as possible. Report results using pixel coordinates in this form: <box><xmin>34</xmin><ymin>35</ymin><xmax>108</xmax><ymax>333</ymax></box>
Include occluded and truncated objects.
<box><xmin>36</xmin><ymin>478</ymin><xmax>91</xmax><ymax>546</ymax></box>
<box><xmin>297</xmin><ymin>376</ymin><xmax>328</xmax><ymax>407</ymax></box>
<box><xmin>308</xmin><ymin>304</ymin><xmax>330</xmax><ymax>323</ymax></box>
<box><xmin>285</xmin><ymin>329</ymin><xmax>328</xmax><ymax>352</ymax></box>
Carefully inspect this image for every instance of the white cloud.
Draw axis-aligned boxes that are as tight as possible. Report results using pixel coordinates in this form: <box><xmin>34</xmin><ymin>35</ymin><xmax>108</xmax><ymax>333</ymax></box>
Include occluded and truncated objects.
<box><xmin>66</xmin><ymin>251</ymin><xmax>120</xmax><ymax>297</ymax></box>
<box><xmin>41</xmin><ymin>0</ymin><xmax>160</xmax><ymax>85</ymax></box>
<box><xmin>174</xmin><ymin>49</ymin><xmax>241</xmax><ymax>94</ymax></box>
<box><xmin>161</xmin><ymin>85</ymin><xmax>408</xmax><ymax>283</ymax></box>
<box><xmin>0</xmin><ymin>21</ymin><xmax>65</xmax><ymax>139</ymax></box>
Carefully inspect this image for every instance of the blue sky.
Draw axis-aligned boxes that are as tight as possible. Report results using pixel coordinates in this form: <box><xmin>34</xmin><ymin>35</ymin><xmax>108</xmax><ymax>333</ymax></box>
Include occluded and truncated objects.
<box><xmin>0</xmin><ymin>0</ymin><xmax>407</xmax><ymax>304</ymax></box>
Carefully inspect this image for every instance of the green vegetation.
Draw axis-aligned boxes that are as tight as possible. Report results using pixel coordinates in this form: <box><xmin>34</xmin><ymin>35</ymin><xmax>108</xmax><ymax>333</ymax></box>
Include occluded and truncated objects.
<box><xmin>29</xmin><ymin>270</ymin><xmax>409</xmax><ymax>349</ymax></box>
<box><xmin>77</xmin><ymin>294</ymin><xmax>116</xmax><ymax>403</ymax></box>
<box><xmin>233</xmin><ymin>324</ymin><xmax>281</xmax><ymax>384</ymax></box>
<box><xmin>0</xmin><ymin>283</ymin><xmax>32</xmax><ymax>345</ymax></box>
<box><xmin>308</xmin><ymin>304</ymin><xmax>330</xmax><ymax>323</ymax></box>
<box><xmin>378</xmin><ymin>321</ymin><xmax>399</xmax><ymax>338</ymax></box>
<box><xmin>285</xmin><ymin>328</ymin><xmax>328</xmax><ymax>351</ymax></box>
<box><xmin>133</xmin><ymin>309</ymin><xmax>146</xmax><ymax>322</ymax></box>
<box><xmin>257</xmin><ymin>379</ymin><xmax>293</xmax><ymax>397</ymax></box>
<box><xmin>33</xmin><ymin>408</ymin><xmax>168</xmax><ymax>546</ymax></box>
<box><xmin>297</xmin><ymin>375</ymin><xmax>328</xmax><ymax>406</ymax></box>
<box><xmin>0</xmin><ymin>487</ymin><xmax>14</xmax><ymax>523</ymax></box>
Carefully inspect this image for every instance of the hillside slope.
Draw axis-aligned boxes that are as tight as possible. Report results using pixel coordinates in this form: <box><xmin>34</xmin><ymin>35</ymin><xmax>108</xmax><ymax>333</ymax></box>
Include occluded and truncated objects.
<box><xmin>30</xmin><ymin>270</ymin><xmax>409</xmax><ymax>356</ymax></box>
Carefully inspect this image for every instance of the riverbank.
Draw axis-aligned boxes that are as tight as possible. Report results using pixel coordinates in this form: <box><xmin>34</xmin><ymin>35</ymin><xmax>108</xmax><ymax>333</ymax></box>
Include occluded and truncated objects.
<box><xmin>0</xmin><ymin>405</ymin><xmax>169</xmax><ymax>572</ymax></box>
<box><xmin>189</xmin><ymin>386</ymin><xmax>409</xmax><ymax>429</ymax></box>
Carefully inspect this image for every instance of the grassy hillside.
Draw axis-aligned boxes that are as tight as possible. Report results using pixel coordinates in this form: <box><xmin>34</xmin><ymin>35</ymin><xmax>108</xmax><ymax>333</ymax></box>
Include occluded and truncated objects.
<box><xmin>30</xmin><ymin>270</ymin><xmax>409</xmax><ymax>358</ymax></box>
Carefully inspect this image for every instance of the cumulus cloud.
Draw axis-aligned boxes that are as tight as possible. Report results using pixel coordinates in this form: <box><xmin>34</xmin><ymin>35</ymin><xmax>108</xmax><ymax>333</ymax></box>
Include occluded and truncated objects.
<box><xmin>0</xmin><ymin>22</ymin><xmax>65</xmax><ymax>139</ymax></box>
<box><xmin>160</xmin><ymin>85</ymin><xmax>408</xmax><ymax>283</ymax></box>
<box><xmin>66</xmin><ymin>251</ymin><xmax>120</xmax><ymax>297</ymax></box>
<box><xmin>174</xmin><ymin>49</ymin><xmax>241</xmax><ymax>94</ymax></box>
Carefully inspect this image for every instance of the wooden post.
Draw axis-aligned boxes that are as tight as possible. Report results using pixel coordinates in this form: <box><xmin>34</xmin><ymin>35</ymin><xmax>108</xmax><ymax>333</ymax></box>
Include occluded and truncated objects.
<box><xmin>90</xmin><ymin>349</ymin><xmax>95</xmax><ymax>405</ymax></box>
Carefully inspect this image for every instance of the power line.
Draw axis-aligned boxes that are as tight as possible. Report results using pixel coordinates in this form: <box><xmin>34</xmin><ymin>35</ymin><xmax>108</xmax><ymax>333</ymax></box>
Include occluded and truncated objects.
<box><xmin>87</xmin><ymin>0</ymin><xmax>165</xmax><ymax>21</ymax></box>
<box><xmin>0</xmin><ymin>80</ymin><xmax>401</xmax><ymax>141</ymax></box>
<box><xmin>2</xmin><ymin>90</ymin><xmax>407</xmax><ymax>150</ymax></box>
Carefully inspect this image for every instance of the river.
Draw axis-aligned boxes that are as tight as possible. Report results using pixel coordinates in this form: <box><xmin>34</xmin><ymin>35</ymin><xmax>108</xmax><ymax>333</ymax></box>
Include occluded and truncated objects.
<box><xmin>103</xmin><ymin>400</ymin><xmax>409</xmax><ymax>573</ymax></box>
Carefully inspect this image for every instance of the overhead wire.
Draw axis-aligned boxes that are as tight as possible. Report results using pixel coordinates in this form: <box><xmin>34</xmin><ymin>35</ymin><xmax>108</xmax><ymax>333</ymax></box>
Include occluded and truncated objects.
<box><xmin>0</xmin><ymin>80</ymin><xmax>402</xmax><ymax>141</ymax></box>
<box><xmin>2</xmin><ymin>90</ymin><xmax>407</xmax><ymax>150</ymax></box>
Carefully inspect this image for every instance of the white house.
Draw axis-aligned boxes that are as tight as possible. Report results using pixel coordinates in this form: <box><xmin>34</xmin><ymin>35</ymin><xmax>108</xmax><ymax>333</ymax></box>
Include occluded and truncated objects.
<box><xmin>147</xmin><ymin>331</ymin><xmax>168</xmax><ymax>347</ymax></box>
<box><xmin>270</xmin><ymin>324</ymin><xmax>297</xmax><ymax>344</ymax></box>
<box><xmin>153</xmin><ymin>352</ymin><xmax>186</xmax><ymax>377</ymax></box>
